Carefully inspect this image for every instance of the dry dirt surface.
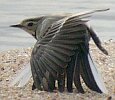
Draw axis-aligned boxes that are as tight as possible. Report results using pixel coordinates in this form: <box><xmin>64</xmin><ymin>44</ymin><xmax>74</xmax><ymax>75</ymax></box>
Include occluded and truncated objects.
<box><xmin>0</xmin><ymin>41</ymin><xmax>115</xmax><ymax>100</ymax></box>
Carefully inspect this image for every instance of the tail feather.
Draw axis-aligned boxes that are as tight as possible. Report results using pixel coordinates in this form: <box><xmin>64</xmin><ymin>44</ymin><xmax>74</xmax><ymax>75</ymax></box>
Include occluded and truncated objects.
<box><xmin>87</xmin><ymin>24</ymin><xmax>108</xmax><ymax>55</ymax></box>
<box><xmin>9</xmin><ymin>63</ymin><xmax>32</xmax><ymax>87</ymax></box>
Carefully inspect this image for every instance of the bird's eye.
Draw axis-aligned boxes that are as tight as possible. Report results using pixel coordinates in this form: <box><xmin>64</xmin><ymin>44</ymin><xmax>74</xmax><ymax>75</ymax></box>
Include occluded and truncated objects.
<box><xmin>27</xmin><ymin>22</ymin><xmax>33</xmax><ymax>26</ymax></box>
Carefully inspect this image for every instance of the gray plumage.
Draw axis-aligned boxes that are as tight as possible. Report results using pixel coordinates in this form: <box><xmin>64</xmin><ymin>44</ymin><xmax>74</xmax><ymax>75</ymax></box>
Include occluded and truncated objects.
<box><xmin>10</xmin><ymin>8</ymin><xmax>109</xmax><ymax>93</ymax></box>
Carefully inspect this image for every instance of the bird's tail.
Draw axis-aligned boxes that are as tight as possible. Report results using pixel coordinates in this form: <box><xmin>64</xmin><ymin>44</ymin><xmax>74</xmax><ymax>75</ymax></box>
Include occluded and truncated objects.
<box><xmin>9</xmin><ymin>63</ymin><xmax>32</xmax><ymax>87</ymax></box>
<box><xmin>76</xmin><ymin>44</ymin><xmax>108</xmax><ymax>94</ymax></box>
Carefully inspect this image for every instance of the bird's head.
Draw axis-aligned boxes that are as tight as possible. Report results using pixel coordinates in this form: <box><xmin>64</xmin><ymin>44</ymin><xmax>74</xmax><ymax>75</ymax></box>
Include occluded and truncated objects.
<box><xmin>10</xmin><ymin>17</ymin><xmax>44</xmax><ymax>39</ymax></box>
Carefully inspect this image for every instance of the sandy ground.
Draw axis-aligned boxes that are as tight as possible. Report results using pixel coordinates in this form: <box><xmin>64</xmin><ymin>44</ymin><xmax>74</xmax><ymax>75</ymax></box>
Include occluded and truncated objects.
<box><xmin>0</xmin><ymin>41</ymin><xmax>115</xmax><ymax>100</ymax></box>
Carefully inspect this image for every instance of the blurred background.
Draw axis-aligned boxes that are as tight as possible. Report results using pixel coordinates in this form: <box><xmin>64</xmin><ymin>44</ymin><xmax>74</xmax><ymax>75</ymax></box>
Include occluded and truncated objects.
<box><xmin>0</xmin><ymin>0</ymin><xmax>115</xmax><ymax>52</ymax></box>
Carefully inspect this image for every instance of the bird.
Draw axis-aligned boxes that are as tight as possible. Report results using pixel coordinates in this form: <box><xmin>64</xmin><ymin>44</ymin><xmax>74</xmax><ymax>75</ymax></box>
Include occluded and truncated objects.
<box><xmin>10</xmin><ymin>8</ymin><xmax>109</xmax><ymax>93</ymax></box>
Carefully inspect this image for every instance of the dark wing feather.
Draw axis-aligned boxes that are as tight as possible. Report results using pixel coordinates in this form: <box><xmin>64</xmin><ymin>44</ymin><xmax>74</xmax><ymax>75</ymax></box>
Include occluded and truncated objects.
<box><xmin>79</xmin><ymin>46</ymin><xmax>101</xmax><ymax>91</ymax></box>
<box><xmin>73</xmin><ymin>52</ymin><xmax>84</xmax><ymax>93</ymax></box>
<box><xmin>66</xmin><ymin>50</ymin><xmax>79</xmax><ymax>92</ymax></box>
<box><xmin>30</xmin><ymin>58</ymin><xmax>42</xmax><ymax>90</ymax></box>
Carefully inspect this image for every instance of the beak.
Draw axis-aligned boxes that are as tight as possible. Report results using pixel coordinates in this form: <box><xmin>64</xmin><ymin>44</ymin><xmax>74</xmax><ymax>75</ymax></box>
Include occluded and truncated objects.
<box><xmin>10</xmin><ymin>24</ymin><xmax>23</xmax><ymax>28</ymax></box>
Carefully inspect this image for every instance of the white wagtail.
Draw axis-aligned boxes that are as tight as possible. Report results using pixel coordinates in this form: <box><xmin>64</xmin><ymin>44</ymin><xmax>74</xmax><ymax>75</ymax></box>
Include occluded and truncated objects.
<box><xmin>10</xmin><ymin>8</ymin><xmax>109</xmax><ymax>93</ymax></box>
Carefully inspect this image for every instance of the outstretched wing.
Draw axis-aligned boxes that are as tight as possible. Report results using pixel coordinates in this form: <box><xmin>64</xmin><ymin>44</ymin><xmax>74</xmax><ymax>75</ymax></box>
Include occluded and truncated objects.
<box><xmin>30</xmin><ymin>8</ymin><xmax>109</xmax><ymax>91</ymax></box>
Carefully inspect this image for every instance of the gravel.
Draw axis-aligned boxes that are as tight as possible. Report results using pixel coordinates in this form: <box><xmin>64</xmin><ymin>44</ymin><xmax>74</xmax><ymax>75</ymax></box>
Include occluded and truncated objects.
<box><xmin>0</xmin><ymin>41</ymin><xmax>115</xmax><ymax>100</ymax></box>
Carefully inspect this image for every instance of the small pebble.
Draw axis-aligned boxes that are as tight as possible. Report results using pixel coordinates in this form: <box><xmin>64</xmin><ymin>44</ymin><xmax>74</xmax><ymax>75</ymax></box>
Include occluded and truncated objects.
<box><xmin>107</xmin><ymin>96</ymin><xmax>112</xmax><ymax>100</ymax></box>
<box><xmin>1</xmin><ymin>67</ymin><xmax>4</xmax><ymax>70</ymax></box>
